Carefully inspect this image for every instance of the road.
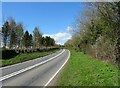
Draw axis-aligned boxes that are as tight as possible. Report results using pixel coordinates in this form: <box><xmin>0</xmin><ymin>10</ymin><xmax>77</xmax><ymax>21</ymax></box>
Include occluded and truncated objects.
<box><xmin>0</xmin><ymin>49</ymin><xmax>70</xmax><ymax>87</ymax></box>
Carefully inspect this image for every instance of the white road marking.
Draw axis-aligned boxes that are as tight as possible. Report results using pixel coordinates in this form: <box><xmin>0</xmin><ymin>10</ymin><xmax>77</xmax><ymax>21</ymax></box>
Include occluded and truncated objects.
<box><xmin>0</xmin><ymin>49</ymin><xmax>65</xmax><ymax>81</ymax></box>
<box><xmin>44</xmin><ymin>50</ymin><xmax>70</xmax><ymax>87</ymax></box>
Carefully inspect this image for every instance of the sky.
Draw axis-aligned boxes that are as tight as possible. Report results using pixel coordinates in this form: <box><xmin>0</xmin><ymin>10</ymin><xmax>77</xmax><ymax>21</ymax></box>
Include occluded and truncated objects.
<box><xmin>2</xmin><ymin>2</ymin><xmax>85</xmax><ymax>45</ymax></box>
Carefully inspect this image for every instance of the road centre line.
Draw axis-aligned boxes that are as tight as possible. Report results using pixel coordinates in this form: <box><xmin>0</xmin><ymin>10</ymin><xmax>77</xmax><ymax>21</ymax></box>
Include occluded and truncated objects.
<box><xmin>0</xmin><ymin>49</ymin><xmax>65</xmax><ymax>81</ymax></box>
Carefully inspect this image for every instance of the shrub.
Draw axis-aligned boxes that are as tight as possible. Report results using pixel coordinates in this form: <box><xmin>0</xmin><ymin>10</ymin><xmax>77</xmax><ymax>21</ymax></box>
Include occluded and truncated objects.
<box><xmin>2</xmin><ymin>49</ymin><xmax>19</xmax><ymax>59</ymax></box>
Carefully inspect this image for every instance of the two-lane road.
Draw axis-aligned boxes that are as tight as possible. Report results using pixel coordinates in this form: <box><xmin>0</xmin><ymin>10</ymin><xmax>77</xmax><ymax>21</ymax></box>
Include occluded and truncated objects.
<box><xmin>0</xmin><ymin>49</ymin><xmax>70</xmax><ymax>86</ymax></box>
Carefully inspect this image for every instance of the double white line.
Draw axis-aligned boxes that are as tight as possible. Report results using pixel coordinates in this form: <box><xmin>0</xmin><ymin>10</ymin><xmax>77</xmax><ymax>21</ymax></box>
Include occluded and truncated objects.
<box><xmin>0</xmin><ymin>49</ymin><xmax>65</xmax><ymax>81</ymax></box>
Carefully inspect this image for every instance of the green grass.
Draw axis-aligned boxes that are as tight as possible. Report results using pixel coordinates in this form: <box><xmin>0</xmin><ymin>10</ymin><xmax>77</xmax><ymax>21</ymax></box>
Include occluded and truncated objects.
<box><xmin>0</xmin><ymin>49</ymin><xmax>59</xmax><ymax>67</ymax></box>
<box><xmin>58</xmin><ymin>50</ymin><xmax>119</xmax><ymax>86</ymax></box>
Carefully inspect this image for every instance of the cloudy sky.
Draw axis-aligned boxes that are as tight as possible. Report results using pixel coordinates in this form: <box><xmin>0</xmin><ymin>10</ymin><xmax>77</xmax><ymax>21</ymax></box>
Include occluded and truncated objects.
<box><xmin>2</xmin><ymin>2</ymin><xmax>85</xmax><ymax>45</ymax></box>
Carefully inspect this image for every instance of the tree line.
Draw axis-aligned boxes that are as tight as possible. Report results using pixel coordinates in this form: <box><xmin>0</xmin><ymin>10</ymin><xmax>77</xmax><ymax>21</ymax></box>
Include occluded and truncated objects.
<box><xmin>65</xmin><ymin>2</ymin><xmax>120</xmax><ymax>65</ymax></box>
<box><xmin>1</xmin><ymin>17</ymin><xmax>55</xmax><ymax>49</ymax></box>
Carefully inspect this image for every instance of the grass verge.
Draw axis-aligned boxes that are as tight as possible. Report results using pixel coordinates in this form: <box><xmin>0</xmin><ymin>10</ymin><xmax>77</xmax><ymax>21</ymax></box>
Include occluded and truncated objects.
<box><xmin>0</xmin><ymin>49</ymin><xmax>59</xmax><ymax>67</ymax></box>
<box><xmin>58</xmin><ymin>50</ymin><xmax>119</xmax><ymax>86</ymax></box>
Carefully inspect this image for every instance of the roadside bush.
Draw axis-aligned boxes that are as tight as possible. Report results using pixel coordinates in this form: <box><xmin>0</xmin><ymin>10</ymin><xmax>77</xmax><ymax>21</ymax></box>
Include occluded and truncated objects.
<box><xmin>2</xmin><ymin>49</ymin><xmax>19</xmax><ymax>60</ymax></box>
<box><xmin>1</xmin><ymin>47</ymin><xmax>60</xmax><ymax>60</ymax></box>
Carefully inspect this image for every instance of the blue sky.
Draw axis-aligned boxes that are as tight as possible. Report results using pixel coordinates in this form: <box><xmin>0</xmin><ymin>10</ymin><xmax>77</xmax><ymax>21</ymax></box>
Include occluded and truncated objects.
<box><xmin>2</xmin><ymin>2</ymin><xmax>85</xmax><ymax>45</ymax></box>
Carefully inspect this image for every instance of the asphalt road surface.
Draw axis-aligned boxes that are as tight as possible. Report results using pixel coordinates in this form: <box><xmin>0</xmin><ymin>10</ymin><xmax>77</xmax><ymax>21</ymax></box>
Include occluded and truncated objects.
<box><xmin>0</xmin><ymin>49</ymin><xmax>70</xmax><ymax>87</ymax></box>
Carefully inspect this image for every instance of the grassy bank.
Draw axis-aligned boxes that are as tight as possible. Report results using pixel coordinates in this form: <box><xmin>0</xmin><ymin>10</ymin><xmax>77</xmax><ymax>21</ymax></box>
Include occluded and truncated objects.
<box><xmin>0</xmin><ymin>49</ymin><xmax>59</xmax><ymax>67</ymax></box>
<box><xmin>58</xmin><ymin>50</ymin><xmax>119</xmax><ymax>86</ymax></box>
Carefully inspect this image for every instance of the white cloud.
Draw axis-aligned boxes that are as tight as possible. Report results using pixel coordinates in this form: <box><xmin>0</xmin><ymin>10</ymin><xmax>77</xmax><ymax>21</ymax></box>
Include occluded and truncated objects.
<box><xmin>66</xmin><ymin>26</ymin><xmax>73</xmax><ymax>33</ymax></box>
<box><xmin>43</xmin><ymin>26</ymin><xmax>72</xmax><ymax>45</ymax></box>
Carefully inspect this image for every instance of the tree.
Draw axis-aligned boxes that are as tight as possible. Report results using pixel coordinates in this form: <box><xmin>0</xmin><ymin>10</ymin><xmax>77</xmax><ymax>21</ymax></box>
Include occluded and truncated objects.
<box><xmin>114</xmin><ymin>2</ymin><xmax>120</xmax><ymax>64</ymax></box>
<box><xmin>44</xmin><ymin>36</ymin><xmax>55</xmax><ymax>46</ymax></box>
<box><xmin>50</xmin><ymin>38</ymin><xmax>55</xmax><ymax>46</ymax></box>
<box><xmin>29</xmin><ymin>34</ymin><xmax>33</xmax><ymax>48</ymax></box>
<box><xmin>93</xmin><ymin>2</ymin><xmax>120</xmax><ymax>63</ymax></box>
<box><xmin>2</xmin><ymin>21</ymin><xmax>10</xmax><ymax>48</ymax></box>
<box><xmin>65</xmin><ymin>2</ymin><xmax>120</xmax><ymax>64</ymax></box>
<box><xmin>33</xmin><ymin>27</ymin><xmax>42</xmax><ymax>48</ymax></box>
<box><xmin>9</xmin><ymin>17</ymin><xmax>17</xmax><ymax>49</ymax></box>
<box><xmin>64</xmin><ymin>39</ymin><xmax>73</xmax><ymax>49</ymax></box>
<box><xmin>45</xmin><ymin>36</ymin><xmax>50</xmax><ymax>46</ymax></box>
<box><xmin>2</xmin><ymin>17</ymin><xmax>56</xmax><ymax>50</ymax></box>
<box><xmin>22</xmin><ymin>31</ymin><xmax>30</xmax><ymax>48</ymax></box>
<box><xmin>16</xmin><ymin>23</ymin><xmax>24</xmax><ymax>49</ymax></box>
<box><xmin>41</xmin><ymin>37</ymin><xmax>46</xmax><ymax>46</ymax></box>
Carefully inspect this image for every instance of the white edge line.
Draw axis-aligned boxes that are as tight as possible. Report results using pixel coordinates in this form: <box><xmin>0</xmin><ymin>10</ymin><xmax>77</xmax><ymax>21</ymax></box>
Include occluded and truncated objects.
<box><xmin>0</xmin><ymin>49</ymin><xmax>65</xmax><ymax>81</ymax></box>
<box><xmin>44</xmin><ymin>50</ymin><xmax>70</xmax><ymax>87</ymax></box>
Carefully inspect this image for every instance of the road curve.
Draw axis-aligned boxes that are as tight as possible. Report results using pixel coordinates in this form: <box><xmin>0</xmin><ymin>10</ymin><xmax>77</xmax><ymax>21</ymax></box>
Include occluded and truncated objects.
<box><xmin>0</xmin><ymin>49</ymin><xmax>70</xmax><ymax>86</ymax></box>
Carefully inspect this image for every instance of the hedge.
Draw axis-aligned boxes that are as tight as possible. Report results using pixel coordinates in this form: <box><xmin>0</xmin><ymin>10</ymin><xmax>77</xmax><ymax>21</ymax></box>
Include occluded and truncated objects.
<box><xmin>1</xmin><ymin>47</ymin><xmax>60</xmax><ymax>60</ymax></box>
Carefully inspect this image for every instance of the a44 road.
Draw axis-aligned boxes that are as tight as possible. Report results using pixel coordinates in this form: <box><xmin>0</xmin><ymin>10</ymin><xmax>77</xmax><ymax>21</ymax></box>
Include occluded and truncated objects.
<box><xmin>0</xmin><ymin>49</ymin><xmax>70</xmax><ymax>87</ymax></box>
